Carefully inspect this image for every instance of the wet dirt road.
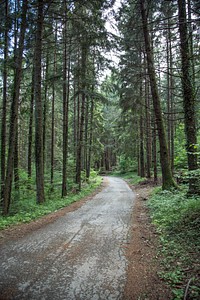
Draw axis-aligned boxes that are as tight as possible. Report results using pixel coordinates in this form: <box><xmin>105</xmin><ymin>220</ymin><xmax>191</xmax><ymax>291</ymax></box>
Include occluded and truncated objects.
<box><xmin>0</xmin><ymin>177</ymin><xmax>135</xmax><ymax>300</ymax></box>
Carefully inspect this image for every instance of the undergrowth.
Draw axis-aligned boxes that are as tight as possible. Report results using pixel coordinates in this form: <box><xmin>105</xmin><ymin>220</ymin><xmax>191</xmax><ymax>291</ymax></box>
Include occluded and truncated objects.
<box><xmin>0</xmin><ymin>176</ymin><xmax>102</xmax><ymax>230</ymax></box>
<box><xmin>148</xmin><ymin>187</ymin><xmax>200</xmax><ymax>300</ymax></box>
<box><xmin>110</xmin><ymin>171</ymin><xmax>145</xmax><ymax>185</ymax></box>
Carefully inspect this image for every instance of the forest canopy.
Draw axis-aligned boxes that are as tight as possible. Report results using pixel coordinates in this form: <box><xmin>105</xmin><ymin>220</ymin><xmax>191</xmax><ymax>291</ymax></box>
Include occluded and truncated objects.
<box><xmin>0</xmin><ymin>0</ymin><xmax>200</xmax><ymax>215</ymax></box>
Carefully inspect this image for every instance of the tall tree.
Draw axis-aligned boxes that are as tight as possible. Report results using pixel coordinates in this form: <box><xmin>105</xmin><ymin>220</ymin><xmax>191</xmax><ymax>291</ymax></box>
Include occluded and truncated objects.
<box><xmin>1</xmin><ymin>0</ymin><xmax>9</xmax><ymax>202</ymax></box>
<box><xmin>140</xmin><ymin>0</ymin><xmax>177</xmax><ymax>190</ymax></box>
<box><xmin>34</xmin><ymin>0</ymin><xmax>45</xmax><ymax>203</ymax></box>
<box><xmin>2</xmin><ymin>0</ymin><xmax>28</xmax><ymax>214</ymax></box>
<box><xmin>178</xmin><ymin>0</ymin><xmax>200</xmax><ymax>194</ymax></box>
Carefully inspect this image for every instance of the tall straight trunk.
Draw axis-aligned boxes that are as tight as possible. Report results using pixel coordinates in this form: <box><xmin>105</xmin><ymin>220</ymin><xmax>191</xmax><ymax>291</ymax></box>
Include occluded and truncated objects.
<box><xmin>14</xmin><ymin>124</ymin><xmax>19</xmax><ymax>191</ymax></box>
<box><xmin>140</xmin><ymin>0</ymin><xmax>177</xmax><ymax>190</ymax></box>
<box><xmin>34</xmin><ymin>0</ymin><xmax>45</xmax><ymax>204</ymax></box>
<box><xmin>73</xmin><ymin>81</ymin><xmax>77</xmax><ymax>159</ymax></box>
<box><xmin>86</xmin><ymin>95</ymin><xmax>94</xmax><ymax>179</ymax></box>
<box><xmin>51</xmin><ymin>77</ymin><xmax>55</xmax><ymax>186</ymax></box>
<box><xmin>139</xmin><ymin>54</ymin><xmax>145</xmax><ymax>178</ymax></box>
<box><xmin>43</xmin><ymin>52</ymin><xmax>49</xmax><ymax>171</ymax></box>
<box><xmin>13</xmin><ymin>2</ymin><xmax>19</xmax><ymax>192</ymax></box>
<box><xmin>84</xmin><ymin>96</ymin><xmax>89</xmax><ymax>172</ymax></box>
<box><xmin>28</xmin><ymin>70</ymin><xmax>34</xmax><ymax>181</ymax></box>
<box><xmin>145</xmin><ymin>76</ymin><xmax>151</xmax><ymax>178</ymax></box>
<box><xmin>168</xmin><ymin>19</ymin><xmax>175</xmax><ymax>173</ymax></box>
<box><xmin>178</xmin><ymin>0</ymin><xmax>200</xmax><ymax>194</ymax></box>
<box><xmin>51</xmin><ymin>28</ymin><xmax>57</xmax><ymax>186</ymax></box>
<box><xmin>3</xmin><ymin>0</ymin><xmax>28</xmax><ymax>215</ymax></box>
<box><xmin>62</xmin><ymin>13</ymin><xmax>69</xmax><ymax>197</ymax></box>
<box><xmin>1</xmin><ymin>0</ymin><xmax>9</xmax><ymax>202</ymax></box>
<box><xmin>187</xmin><ymin>0</ymin><xmax>195</xmax><ymax>83</ymax></box>
<box><xmin>166</xmin><ymin>7</ymin><xmax>175</xmax><ymax>173</ymax></box>
<box><xmin>76</xmin><ymin>43</ymin><xmax>87</xmax><ymax>190</ymax></box>
<box><xmin>140</xmin><ymin>115</ymin><xmax>145</xmax><ymax>177</ymax></box>
<box><xmin>166</xmin><ymin>32</ymin><xmax>171</xmax><ymax>157</ymax></box>
<box><xmin>152</xmin><ymin>119</ymin><xmax>158</xmax><ymax>183</ymax></box>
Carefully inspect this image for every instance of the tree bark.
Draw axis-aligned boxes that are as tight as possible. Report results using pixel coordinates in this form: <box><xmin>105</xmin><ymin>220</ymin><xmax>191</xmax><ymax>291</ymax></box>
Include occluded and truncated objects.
<box><xmin>76</xmin><ymin>42</ymin><xmax>88</xmax><ymax>190</ymax></box>
<box><xmin>178</xmin><ymin>0</ymin><xmax>200</xmax><ymax>194</ymax></box>
<box><xmin>62</xmin><ymin>10</ymin><xmax>70</xmax><ymax>197</ymax></box>
<box><xmin>2</xmin><ymin>0</ymin><xmax>28</xmax><ymax>215</ymax></box>
<box><xmin>34</xmin><ymin>0</ymin><xmax>45</xmax><ymax>204</ymax></box>
<box><xmin>140</xmin><ymin>0</ymin><xmax>177</xmax><ymax>190</ymax></box>
<box><xmin>28</xmin><ymin>69</ymin><xmax>34</xmax><ymax>182</ymax></box>
<box><xmin>1</xmin><ymin>0</ymin><xmax>9</xmax><ymax>202</ymax></box>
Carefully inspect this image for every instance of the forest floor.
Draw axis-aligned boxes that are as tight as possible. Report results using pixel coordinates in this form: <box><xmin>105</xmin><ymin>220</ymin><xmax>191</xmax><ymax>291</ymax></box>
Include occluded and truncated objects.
<box><xmin>123</xmin><ymin>179</ymin><xmax>172</xmax><ymax>299</ymax></box>
<box><xmin>0</xmin><ymin>177</ymin><xmax>172</xmax><ymax>299</ymax></box>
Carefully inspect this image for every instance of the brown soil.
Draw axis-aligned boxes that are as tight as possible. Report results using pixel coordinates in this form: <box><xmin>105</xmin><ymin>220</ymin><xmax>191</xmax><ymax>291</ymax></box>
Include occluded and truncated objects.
<box><xmin>0</xmin><ymin>178</ymin><xmax>172</xmax><ymax>299</ymax></box>
<box><xmin>123</xmin><ymin>180</ymin><xmax>172</xmax><ymax>300</ymax></box>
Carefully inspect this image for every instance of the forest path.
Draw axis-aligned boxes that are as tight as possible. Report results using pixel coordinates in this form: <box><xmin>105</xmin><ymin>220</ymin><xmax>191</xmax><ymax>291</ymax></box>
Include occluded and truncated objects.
<box><xmin>0</xmin><ymin>177</ymin><xmax>135</xmax><ymax>300</ymax></box>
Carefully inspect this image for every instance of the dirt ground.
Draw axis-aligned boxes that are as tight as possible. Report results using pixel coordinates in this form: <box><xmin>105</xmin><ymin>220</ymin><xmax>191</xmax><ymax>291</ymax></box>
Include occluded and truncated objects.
<box><xmin>123</xmin><ymin>181</ymin><xmax>172</xmax><ymax>300</ymax></box>
<box><xmin>0</xmin><ymin>178</ymin><xmax>172</xmax><ymax>299</ymax></box>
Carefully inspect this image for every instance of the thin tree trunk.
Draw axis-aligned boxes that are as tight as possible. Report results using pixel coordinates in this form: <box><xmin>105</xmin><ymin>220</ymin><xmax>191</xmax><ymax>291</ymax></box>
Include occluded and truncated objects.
<box><xmin>76</xmin><ymin>42</ymin><xmax>87</xmax><ymax>190</ymax></box>
<box><xmin>62</xmin><ymin>12</ymin><xmax>69</xmax><ymax>197</ymax></box>
<box><xmin>43</xmin><ymin>52</ymin><xmax>49</xmax><ymax>172</ymax></box>
<box><xmin>14</xmin><ymin>123</ymin><xmax>19</xmax><ymax>191</ymax></box>
<box><xmin>84</xmin><ymin>96</ymin><xmax>89</xmax><ymax>173</ymax></box>
<box><xmin>152</xmin><ymin>119</ymin><xmax>157</xmax><ymax>183</ymax></box>
<box><xmin>1</xmin><ymin>0</ymin><xmax>9</xmax><ymax>202</ymax></box>
<box><xmin>86</xmin><ymin>95</ymin><xmax>94</xmax><ymax>179</ymax></box>
<box><xmin>34</xmin><ymin>0</ymin><xmax>45</xmax><ymax>204</ymax></box>
<box><xmin>145</xmin><ymin>76</ymin><xmax>151</xmax><ymax>178</ymax></box>
<box><xmin>140</xmin><ymin>115</ymin><xmax>145</xmax><ymax>177</ymax></box>
<box><xmin>28</xmin><ymin>70</ymin><xmax>34</xmax><ymax>182</ymax></box>
<box><xmin>140</xmin><ymin>0</ymin><xmax>177</xmax><ymax>190</ymax></box>
<box><xmin>3</xmin><ymin>0</ymin><xmax>28</xmax><ymax>215</ymax></box>
<box><xmin>178</xmin><ymin>0</ymin><xmax>200</xmax><ymax>194</ymax></box>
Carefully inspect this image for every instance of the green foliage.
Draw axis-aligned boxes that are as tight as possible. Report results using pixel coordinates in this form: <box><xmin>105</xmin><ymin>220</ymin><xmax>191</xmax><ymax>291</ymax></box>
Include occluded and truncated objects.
<box><xmin>149</xmin><ymin>188</ymin><xmax>200</xmax><ymax>299</ymax></box>
<box><xmin>110</xmin><ymin>171</ymin><xmax>145</xmax><ymax>185</ymax></box>
<box><xmin>174</xmin><ymin>124</ymin><xmax>187</xmax><ymax>169</ymax></box>
<box><xmin>0</xmin><ymin>176</ymin><xmax>102</xmax><ymax>230</ymax></box>
<box><xmin>118</xmin><ymin>155</ymin><xmax>137</xmax><ymax>173</ymax></box>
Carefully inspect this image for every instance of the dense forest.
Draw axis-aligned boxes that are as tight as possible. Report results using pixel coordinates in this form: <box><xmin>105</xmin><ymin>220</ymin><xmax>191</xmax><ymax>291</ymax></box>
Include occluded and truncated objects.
<box><xmin>0</xmin><ymin>0</ymin><xmax>200</xmax><ymax>216</ymax></box>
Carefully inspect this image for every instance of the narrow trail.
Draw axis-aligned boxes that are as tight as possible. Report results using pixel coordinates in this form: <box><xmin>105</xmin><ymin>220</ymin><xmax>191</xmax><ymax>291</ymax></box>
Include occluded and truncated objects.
<box><xmin>0</xmin><ymin>177</ymin><xmax>135</xmax><ymax>300</ymax></box>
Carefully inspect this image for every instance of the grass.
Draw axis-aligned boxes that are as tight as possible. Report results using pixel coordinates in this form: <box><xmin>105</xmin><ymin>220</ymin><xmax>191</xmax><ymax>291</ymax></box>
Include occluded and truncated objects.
<box><xmin>0</xmin><ymin>176</ymin><xmax>102</xmax><ymax>230</ymax></box>
<box><xmin>109</xmin><ymin>170</ymin><xmax>146</xmax><ymax>185</ymax></box>
<box><xmin>148</xmin><ymin>186</ymin><xmax>200</xmax><ymax>300</ymax></box>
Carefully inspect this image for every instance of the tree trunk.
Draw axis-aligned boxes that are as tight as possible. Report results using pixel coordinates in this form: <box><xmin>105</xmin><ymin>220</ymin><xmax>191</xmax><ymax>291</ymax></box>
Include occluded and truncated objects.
<box><xmin>178</xmin><ymin>0</ymin><xmax>200</xmax><ymax>194</ymax></box>
<box><xmin>34</xmin><ymin>0</ymin><xmax>45</xmax><ymax>204</ymax></box>
<box><xmin>76</xmin><ymin>42</ymin><xmax>87</xmax><ymax>190</ymax></box>
<box><xmin>2</xmin><ymin>0</ymin><xmax>28</xmax><ymax>215</ymax></box>
<box><xmin>140</xmin><ymin>115</ymin><xmax>145</xmax><ymax>177</ymax></box>
<box><xmin>28</xmin><ymin>70</ymin><xmax>34</xmax><ymax>182</ymax></box>
<box><xmin>86</xmin><ymin>95</ymin><xmax>94</xmax><ymax>179</ymax></box>
<box><xmin>140</xmin><ymin>0</ymin><xmax>177</xmax><ymax>190</ymax></box>
<box><xmin>1</xmin><ymin>0</ymin><xmax>9</xmax><ymax>203</ymax></box>
<box><xmin>62</xmin><ymin>12</ymin><xmax>70</xmax><ymax>197</ymax></box>
<box><xmin>152</xmin><ymin>119</ymin><xmax>158</xmax><ymax>183</ymax></box>
<box><xmin>43</xmin><ymin>52</ymin><xmax>49</xmax><ymax>171</ymax></box>
<box><xmin>145</xmin><ymin>75</ymin><xmax>151</xmax><ymax>178</ymax></box>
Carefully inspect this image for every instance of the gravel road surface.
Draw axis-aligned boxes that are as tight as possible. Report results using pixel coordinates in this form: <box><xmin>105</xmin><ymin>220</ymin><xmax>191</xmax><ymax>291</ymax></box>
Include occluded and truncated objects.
<box><xmin>0</xmin><ymin>177</ymin><xmax>135</xmax><ymax>300</ymax></box>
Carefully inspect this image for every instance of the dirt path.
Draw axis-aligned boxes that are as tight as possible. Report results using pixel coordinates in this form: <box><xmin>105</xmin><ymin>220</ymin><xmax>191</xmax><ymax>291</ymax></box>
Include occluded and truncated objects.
<box><xmin>0</xmin><ymin>177</ymin><xmax>135</xmax><ymax>300</ymax></box>
<box><xmin>123</xmin><ymin>182</ymin><xmax>172</xmax><ymax>300</ymax></box>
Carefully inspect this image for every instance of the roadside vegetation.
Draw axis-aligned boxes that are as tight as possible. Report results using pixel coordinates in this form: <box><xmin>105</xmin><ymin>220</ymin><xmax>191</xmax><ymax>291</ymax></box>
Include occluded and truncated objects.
<box><xmin>0</xmin><ymin>171</ymin><xmax>102</xmax><ymax>230</ymax></box>
<box><xmin>149</xmin><ymin>186</ymin><xmax>200</xmax><ymax>300</ymax></box>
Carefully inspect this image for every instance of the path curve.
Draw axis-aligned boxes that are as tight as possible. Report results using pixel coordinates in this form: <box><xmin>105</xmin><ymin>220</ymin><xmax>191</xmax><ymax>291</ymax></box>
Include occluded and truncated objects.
<box><xmin>0</xmin><ymin>177</ymin><xmax>135</xmax><ymax>300</ymax></box>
